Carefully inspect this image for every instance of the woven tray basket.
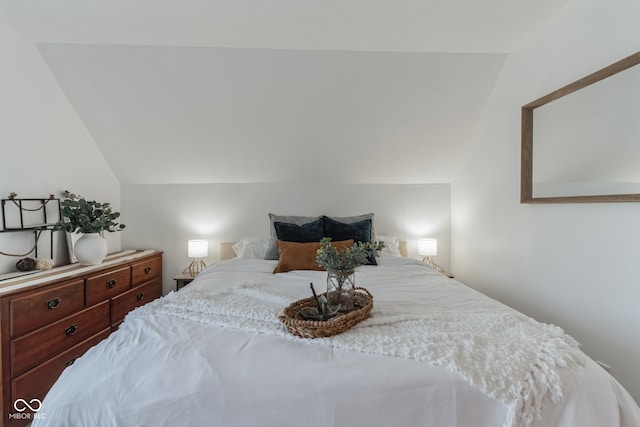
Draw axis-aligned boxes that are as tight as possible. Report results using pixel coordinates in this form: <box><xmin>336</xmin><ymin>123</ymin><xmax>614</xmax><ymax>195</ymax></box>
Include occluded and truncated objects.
<box><xmin>279</xmin><ymin>287</ymin><xmax>373</xmax><ymax>338</ymax></box>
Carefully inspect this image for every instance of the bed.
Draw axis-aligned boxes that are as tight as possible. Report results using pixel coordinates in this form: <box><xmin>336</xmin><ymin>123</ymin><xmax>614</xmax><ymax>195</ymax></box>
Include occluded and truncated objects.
<box><xmin>34</xmin><ymin>236</ymin><xmax>639</xmax><ymax>427</ymax></box>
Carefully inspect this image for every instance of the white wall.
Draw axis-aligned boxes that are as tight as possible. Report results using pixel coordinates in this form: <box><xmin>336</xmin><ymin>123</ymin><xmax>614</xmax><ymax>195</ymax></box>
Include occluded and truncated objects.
<box><xmin>452</xmin><ymin>0</ymin><xmax>640</xmax><ymax>402</ymax></box>
<box><xmin>121</xmin><ymin>183</ymin><xmax>450</xmax><ymax>295</ymax></box>
<box><xmin>0</xmin><ymin>22</ymin><xmax>121</xmax><ymax>275</ymax></box>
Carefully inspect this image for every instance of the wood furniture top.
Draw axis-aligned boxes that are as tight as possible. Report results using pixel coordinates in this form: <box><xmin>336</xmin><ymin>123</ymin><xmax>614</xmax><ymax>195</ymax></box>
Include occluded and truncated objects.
<box><xmin>0</xmin><ymin>249</ymin><xmax>159</xmax><ymax>296</ymax></box>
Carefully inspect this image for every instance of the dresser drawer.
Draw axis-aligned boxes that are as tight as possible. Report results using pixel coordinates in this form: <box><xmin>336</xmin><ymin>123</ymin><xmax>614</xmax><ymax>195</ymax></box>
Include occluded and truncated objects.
<box><xmin>11</xmin><ymin>328</ymin><xmax>110</xmax><ymax>408</ymax></box>
<box><xmin>111</xmin><ymin>278</ymin><xmax>162</xmax><ymax>325</ymax></box>
<box><xmin>86</xmin><ymin>266</ymin><xmax>131</xmax><ymax>306</ymax></box>
<box><xmin>11</xmin><ymin>301</ymin><xmax>110</xmax><ymax>377</ymax></box>
<box><xmin>131</xmin><ymin>255</ymin><xmax>162</xmax><ymax>285</ymax></box>
<box><xmin>10</xmin><ymin>279</ymin><xmax>85</xmax><ymax>338</ymax></box>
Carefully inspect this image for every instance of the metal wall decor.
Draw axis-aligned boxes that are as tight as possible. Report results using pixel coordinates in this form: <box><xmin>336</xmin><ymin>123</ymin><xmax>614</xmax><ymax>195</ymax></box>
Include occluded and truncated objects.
<box><xmin>0</xmin><ymin>193</ymin><xmax>61</xmax><ymax>259</ymax></box>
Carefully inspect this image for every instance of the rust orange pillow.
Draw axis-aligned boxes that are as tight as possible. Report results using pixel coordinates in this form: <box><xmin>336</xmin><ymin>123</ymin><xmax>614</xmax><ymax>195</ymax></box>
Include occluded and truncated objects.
<box><xmin>272</xmin><ymin>239</ymin><xmax>354</xmax><ymax>274</ymax></box>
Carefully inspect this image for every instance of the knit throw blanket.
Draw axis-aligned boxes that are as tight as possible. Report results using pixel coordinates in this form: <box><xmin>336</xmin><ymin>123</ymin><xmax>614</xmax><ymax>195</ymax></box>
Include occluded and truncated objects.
<box><xmin>127</xmin><ymin>283</ymin><xmax>585</xmax><ymax>427</ymax></box>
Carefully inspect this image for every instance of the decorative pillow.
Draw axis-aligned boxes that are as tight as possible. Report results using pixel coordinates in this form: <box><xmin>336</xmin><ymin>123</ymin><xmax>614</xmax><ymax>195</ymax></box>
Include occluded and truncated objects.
<box><xmin>274</xmin><ymin>219</ymin><xmax>324</xmax><ymax>243</ymax></box>
<box><xmin>322</xmin><ymin>216</ymin><xmax>377</xmax><ymax>265</ymax></box>
<box><xmin>375</xmin><ymin>235</ymin><xmax>402</xmax><ymax>257</ymax></box>
<box><xmin>265</xmin><ymin>214</ymin><xmax>322</xmax><ymax>260</ymax></box>
<box><xmin>322</xmin><ymin>216</ymin><xmax>371</xmax><ymax>242</ymax></box>
<box><xmin>273</xmin><ymin>239</ymin><xmax>354</xmax><ymax>274</ymax></box>
<box><xmin>232</xmin><ymin>237</ymin><xmax>271</xmax><ymax>259</ymax></box>
<box><xmin>324</xmin><ymin>213</ymin><xmax>376</xmax><ymax>240</ymax></box>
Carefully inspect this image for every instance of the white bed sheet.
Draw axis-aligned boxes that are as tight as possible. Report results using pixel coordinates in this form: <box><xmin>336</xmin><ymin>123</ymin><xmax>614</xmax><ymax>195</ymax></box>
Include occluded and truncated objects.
<box><xmin>34</xmin><ymin>258</ymin><xmax>640</xmax><ymax>427</ymax></box>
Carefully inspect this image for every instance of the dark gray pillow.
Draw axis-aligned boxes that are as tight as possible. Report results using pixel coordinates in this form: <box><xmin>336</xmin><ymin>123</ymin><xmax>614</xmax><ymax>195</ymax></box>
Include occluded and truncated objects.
<box><xmin>322</xmin><ymin>216</ymin><xmax>377</xmax><ymax>265</ymax></box>
<box><xmin>322</xmin><ymin>217</ymin><xmax>372</xmax><ymax>242</ymax></box>
<box><xmin>325</xmin><ymin>213</ymin><xmax>376</xmax><ymax>241</ymax></box>
<box><xmin>274</xmin><ymin>219</ymin><xmax>324</xmax><ymax>243</ymax></box>
<box><xmin>265</xmin><ymin>214</ymin><xmax>322</xmax><ymax>260</ymax></box>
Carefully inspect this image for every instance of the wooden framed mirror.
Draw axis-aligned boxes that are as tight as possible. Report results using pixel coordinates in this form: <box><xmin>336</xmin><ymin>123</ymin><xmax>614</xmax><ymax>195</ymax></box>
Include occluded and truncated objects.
<box><xmin>521</xmin><ymin>51</ymin><xmax>640</xmax><ymax>203</ymax></box>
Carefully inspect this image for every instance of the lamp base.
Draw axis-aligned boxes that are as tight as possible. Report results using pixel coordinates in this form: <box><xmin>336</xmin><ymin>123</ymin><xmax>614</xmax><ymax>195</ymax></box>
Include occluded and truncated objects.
<box><xmin>183</xmin><ymin>258</ymin><xmax>207</xmax><ymax>277</ymax></box>
<box><xmin>422</xmin><ymin>256</ymin><xmax>444</xmax><ymax>273</ymax></box>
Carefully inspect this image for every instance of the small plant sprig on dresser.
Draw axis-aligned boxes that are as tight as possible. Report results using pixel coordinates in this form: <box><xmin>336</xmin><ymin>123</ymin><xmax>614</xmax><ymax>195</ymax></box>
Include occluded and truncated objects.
<box><xmin>315</xmin><ymin>237</ymin><xmax>383</xmax><ymax>271</ymax></box>
<box><xmin>53</xmin><ymin>191</ymin><xmax>126</xmax><ymax>234</ymax></box>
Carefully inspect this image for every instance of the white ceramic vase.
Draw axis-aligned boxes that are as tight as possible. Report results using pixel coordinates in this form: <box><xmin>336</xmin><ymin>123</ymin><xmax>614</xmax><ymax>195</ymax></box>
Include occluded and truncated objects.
<box><xmin>74</xmin><ymin>233</ymin><xmax>108</xmax><ymax>265</ymax></box>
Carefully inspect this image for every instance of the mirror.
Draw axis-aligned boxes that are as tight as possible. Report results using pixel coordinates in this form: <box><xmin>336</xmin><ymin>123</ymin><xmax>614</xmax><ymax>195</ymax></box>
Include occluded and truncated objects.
<box><xmin>521</xmin><ymin>51</ymin><xmax>640</xmax><ymax>203</ymax></box>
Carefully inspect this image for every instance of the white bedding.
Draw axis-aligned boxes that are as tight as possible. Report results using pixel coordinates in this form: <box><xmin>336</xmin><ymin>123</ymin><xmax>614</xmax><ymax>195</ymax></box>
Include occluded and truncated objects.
<box><xmin>34</xmin><ymin>258</ymin><xmax>640</xmax><ymax>427</ymax></box>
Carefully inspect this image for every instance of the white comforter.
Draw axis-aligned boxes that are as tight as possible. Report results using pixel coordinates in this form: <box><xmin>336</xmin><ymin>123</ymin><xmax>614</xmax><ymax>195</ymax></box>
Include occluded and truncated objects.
<box><xmin>34</xmin><ymin>258</ymin><xmax>640</xmax><ymax>427</ymax></box>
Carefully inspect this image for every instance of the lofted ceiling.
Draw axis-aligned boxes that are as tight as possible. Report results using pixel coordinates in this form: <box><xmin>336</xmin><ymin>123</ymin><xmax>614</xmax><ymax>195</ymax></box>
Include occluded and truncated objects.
<box><xmin>1</xmin><ymin>0</ymin><xmax>575</xmax><ymax>184</ymax></box>
<box><xmin>0</xmin><ymin>0</ymin><xmax>575</xmax><ymax>52</ymax></box>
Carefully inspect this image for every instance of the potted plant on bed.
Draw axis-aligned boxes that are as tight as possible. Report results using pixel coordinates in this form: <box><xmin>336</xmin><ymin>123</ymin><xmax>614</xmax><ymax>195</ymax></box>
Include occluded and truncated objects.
<box><xmin>315</xmin><ymin>237</ymin><xmax>382</xmax><ymax>312</ymax></box>
<box><xmin>53</xmin><ymin>191</ymin><xmax>125</xmax><ymax>265</ymax></box>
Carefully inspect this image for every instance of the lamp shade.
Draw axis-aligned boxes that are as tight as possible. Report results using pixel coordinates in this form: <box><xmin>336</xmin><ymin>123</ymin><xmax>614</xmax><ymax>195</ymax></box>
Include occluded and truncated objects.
<box><xmin>418</xmin><ymin>238</ymin><xmax>437</xmax><ymax>257</ymax></box>
<box><xmin>187</xmin><ymin>240</ymin><xmax>208</xmax><ymax>258</ymax></box>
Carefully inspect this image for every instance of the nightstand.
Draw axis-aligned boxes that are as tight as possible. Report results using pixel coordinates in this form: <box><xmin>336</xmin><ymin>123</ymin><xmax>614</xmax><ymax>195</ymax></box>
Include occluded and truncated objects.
<box><xmin>174</xmin><ymin>274</ymin><xmax>195</xmax><ymax>291</ymax></box>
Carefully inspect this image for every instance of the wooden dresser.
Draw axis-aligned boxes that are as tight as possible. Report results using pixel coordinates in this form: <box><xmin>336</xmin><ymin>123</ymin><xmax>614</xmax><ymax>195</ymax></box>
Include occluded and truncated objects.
<box><xmin>0</xmin><ymin>250</ymin><xmax>163</xmax><ymax>426</ymax></box>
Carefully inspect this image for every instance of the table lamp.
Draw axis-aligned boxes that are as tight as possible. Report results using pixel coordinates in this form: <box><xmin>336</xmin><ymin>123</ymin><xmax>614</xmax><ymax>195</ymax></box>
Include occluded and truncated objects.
<box><xmin>418</xmin><ymin>238</ymin><xmax>443</xmax><ymax>272</ymax></box>
<box><xmin>184</xmin><ymin>239</ymin><xmax>208</xmax><ymax>277</ymax></box>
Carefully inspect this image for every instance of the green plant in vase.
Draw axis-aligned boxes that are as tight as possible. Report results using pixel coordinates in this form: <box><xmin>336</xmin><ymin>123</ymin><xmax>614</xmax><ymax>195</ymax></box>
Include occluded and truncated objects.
<box><xmin>53</xmin><ymin>191</ymin><xmax>125</xmax><ymax>265</ymax></box>
<box><xmin>53</xmin><ymin>191</ymin><xmax>125</xmax><ymax>234</ymax></box>
<box><xmin>315</xmin><ymin>237</ymin><xmax>383</xmax><ymax>312</ymax></box>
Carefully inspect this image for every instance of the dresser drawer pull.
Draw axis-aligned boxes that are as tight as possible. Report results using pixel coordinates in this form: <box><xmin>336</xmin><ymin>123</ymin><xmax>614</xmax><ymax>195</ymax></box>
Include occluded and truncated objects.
<box><xmin>66</xmin><ymin>357</ymin><xmax>79</xmax><ymax>367</ymax></box>
<box><xmin>47</xmin><ymin>297</ymin><xmax>62</xmax><ymax>310</ymax></box>
<box><xmin>65</xmin><ymin>324</ymin><xmax>79</xmax><ymax>336</ymax></box>
<box><xmin>144</xmin><ymin>267</ymin><xmax>152</xmax><ymax>274</ymax></box>
<box><xmin>107</xmin><ymin>279</ymin><xmax>118</xmax><ymax>288</ymax></box>
<box><xmin>136</xmin><ymin>293</ymin><xmax>145</xmax><ymax>301</ymax></box>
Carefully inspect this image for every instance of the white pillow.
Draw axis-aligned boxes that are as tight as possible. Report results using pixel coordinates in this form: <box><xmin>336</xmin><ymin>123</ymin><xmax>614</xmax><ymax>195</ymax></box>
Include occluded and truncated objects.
<box><xmin>232</xmin><ymin>237</ymin><xmax>271</xmax><ymax>259</ymax></box>
<box><xmin>375</xmin><ymin>235</ymin><xmax>402</xmax><ymax>257</ymax></box>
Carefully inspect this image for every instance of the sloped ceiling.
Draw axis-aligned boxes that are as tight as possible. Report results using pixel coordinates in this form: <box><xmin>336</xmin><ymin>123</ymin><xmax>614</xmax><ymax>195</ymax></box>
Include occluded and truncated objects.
<box><xmin>0</xmin><ymin>0</ymin><xmax>575</xmax><ymax>184</ymax></box>
<box><xmin>37</xmin><ymin>45</ymin><xmax>507</xmax><ymax>184</ymax></box>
